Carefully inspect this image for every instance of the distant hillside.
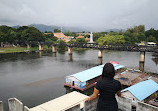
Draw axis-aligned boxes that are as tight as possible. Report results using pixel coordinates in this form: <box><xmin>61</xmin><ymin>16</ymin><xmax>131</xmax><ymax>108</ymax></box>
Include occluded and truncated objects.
<box><xmin>104</xmin><ymin>28</ymin><xmax>126</xmax><ymax>32</ymax></box>
<box><xmin>12</xmin><ymin>24</ymin><xmax>126</xmax><ymax>33</ymax></box>
<box><xmin>29</xmin><ymin>24</ymin><xmax>89</xmax><ymax>32</ymax></box>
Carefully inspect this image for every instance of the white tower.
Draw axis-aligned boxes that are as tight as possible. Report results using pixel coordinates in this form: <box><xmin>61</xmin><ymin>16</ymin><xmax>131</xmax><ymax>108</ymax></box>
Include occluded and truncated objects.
<box><xmin>60</xmin><ymin>26</ymin><xmax>63</xmax><ymax>39</ymax></box>
<box><xmin>89</xmin><ymin>32</ymin><xmax>94</xmax><ymax>43</ymax></box>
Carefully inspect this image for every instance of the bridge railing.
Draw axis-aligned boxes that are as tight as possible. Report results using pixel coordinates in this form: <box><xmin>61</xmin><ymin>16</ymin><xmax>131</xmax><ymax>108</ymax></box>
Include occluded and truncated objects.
<box><xmin>11</xmin><ymin>41</ymin><xmax>157</xmax><ymax>52</ymax></box>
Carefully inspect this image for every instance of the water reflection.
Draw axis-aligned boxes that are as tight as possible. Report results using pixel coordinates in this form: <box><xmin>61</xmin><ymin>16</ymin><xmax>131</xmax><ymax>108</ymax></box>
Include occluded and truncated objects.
<box><xmin>57</xmin><ymin>49</ymin><xmax>66</xmax><ymax>54</ymax></box>
<box><xmin>139</xmin><ymin>62</ymin><xmax>145</xmax><ymax>71</ymax></box>
<box><xmin>39</xmin><ymin>51</ymin><xmax>43</xmax><ymax>57</ymax></box>
<box><xmin>98</xmin><ymin>58</ymin><xmax>103</xmax><ymax>65</ymax></box>
<box><xmin>74</xmin><ymin>50</ymin><xmax>86</xmax><ymax>55</ymax></box>
<box><xmin>68</xmin><ymin>54</ymin><xmax>73</xmax><ymax>62</ymax></box>
<box><xmin>52</xmin><ymin>52</ymin><xmax>56</xmax><ymax>57</ymax></box>
<box><xmin>0</xmin><ymin>50</ymin><xmax>158</xmax><ymax>111</ymax></box>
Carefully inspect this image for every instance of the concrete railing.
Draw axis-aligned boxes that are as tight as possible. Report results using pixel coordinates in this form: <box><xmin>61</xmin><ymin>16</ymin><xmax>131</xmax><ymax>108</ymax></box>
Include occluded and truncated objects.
<box><xmin>8</xmin><ymin>98</ymin><xmax>30</xmax><ymax>111</ymax></box>
<box><xmin>116</xmin><ymin>96</ymin><xmax>132</xmax><ymax>111</ymax></box>
<box><xmin>1</xmin><ymin>96</ymin><xmax>158</xmax><ymax>111</ymax></box>
<box><xmin>137</xmin><ymin>101</ymin><xmax>158</xmax><ymax>111</ymax></box>
<box><xmin>84</xmin><ymin>98</ymin><xmax>98</xmax><ymax>111</ymax></box>
<box><xmin>64</xmin><ymin>104</ymin><xmax>80</xmax><ymax>111</ymax></box>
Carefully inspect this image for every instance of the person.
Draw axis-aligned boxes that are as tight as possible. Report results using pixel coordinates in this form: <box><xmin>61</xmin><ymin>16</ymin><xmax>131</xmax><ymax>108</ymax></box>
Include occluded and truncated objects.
<box><xmin>85</xmin><ymin>63</ymin><xmax>123</xmax><ymax>111</ymax></box>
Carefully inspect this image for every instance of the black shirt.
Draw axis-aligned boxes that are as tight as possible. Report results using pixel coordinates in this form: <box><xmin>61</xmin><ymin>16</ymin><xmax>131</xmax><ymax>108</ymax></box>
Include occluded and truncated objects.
<box><xmin>95</xmin><ymin>77</ymin><xmax>122</xmax><ymax>111</ymax></box>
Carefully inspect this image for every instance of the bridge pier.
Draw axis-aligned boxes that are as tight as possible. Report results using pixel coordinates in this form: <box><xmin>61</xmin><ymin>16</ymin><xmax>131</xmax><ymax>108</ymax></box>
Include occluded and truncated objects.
<box><xmin>139</xmin><ymin>51</ymin><xmax>145</xmax><ymax>62</ymax></box>
<box><xmin>38</xmin><ymin>44</ymin><xmax>43</xmax><ymax>51</ymax></box>
<box><xmin>0</xmin><ymin>101</ymin><xmax>4</xmax><ymax>111</ymax></box>
<box><xmin>139</xmin><ymin>51</ymin><xmax>145</xmax><ymax>71</ymax></box>
<box><xmin>52</xmin><ymin>45</ymin><xmax>57</xmax><ymax>53</ymax></box>
<box><xmin>27</xmin><ymin>44</ymin><xmax>31</xmax><ymax>49</ymax></box>
<box><xmin>98</xmin><ymin>49</ymin><xmax>103</xmax><ymax>58</ymax></box>
<box><xmin>68</xmin><ymin>47</ymin><xmax>73</xmax><ymax>55</ymax></box>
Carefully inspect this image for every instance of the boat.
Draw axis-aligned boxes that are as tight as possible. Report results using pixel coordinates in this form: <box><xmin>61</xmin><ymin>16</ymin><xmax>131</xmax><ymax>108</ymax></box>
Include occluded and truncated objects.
<box><xmin>64</xmin><ymin>63</ymin><xmax>125</xmax><ymax>91</ymax></box>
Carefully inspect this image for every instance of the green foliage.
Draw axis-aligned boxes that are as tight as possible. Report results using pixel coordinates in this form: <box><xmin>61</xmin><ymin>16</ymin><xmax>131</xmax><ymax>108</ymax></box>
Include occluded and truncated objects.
<box><xmin>64</xmin><ymin>31</ymin><xmax>79</xmax><ymax>38</ymax></box>
<box><xmin>54</xmin><ymin>28</ymin><xmax>61</xmax><ymax>33</ymax></box>
<box><xmin>96</xmin><ymin>34</ymin><xmax>125</xmax><ymax>46</ymax></box>
<box><xmin>146</xmin><ymin>35</ymin><xmax>156</xmax><ymax>42</ymax></box>
<box><xmin>76</xmin><ymin>38</ymin><xmax>86</xmax><ymax>43</ymax></box>
<box><xmin>93</xmin><ymin>32</ymin><xmax>107</xmax><ymax>42</ymax></box>
<box><xmin>21</xmin><ymin>26</ymin><xmax>45</xmax><ymax>42</ymax></box>
<box><xmin>67</xmin><ymin>39</ymin><xmax>76</xmax><ymax>44</ymax></box>
<box><xmin>44</xmin><ymin>33</ymin><xmax>57</xmax><ymax>43</ymax></box>
<box><xmin>145</xmin><ymin>28</ymin><xmax>158</xmax><ymax>42</ymax></box>
<box><xmin>56</xmin><ymin>39</ymin><xmax>66</xmax><ymax>49</ymax></box>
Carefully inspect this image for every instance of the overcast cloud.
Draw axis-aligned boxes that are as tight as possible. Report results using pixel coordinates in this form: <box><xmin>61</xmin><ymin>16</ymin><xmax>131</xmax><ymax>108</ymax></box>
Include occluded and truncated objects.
<box><xmin>0</xmin><ymin>0</ymin><xmax>158</xmax><ymax>31</ymax></box>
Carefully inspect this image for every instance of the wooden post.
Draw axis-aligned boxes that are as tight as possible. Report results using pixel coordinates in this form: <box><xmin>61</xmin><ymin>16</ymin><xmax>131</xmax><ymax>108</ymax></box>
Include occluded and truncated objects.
<box><xmin>8</xmin><ymin>98</ymin><xmax>23</xmax><ymax>111</ymax></box>
<box><xmin>24</xmin><ymin>106</ymin><xmax>30</xmax><ymax>111</ymax></box>
<box><xmin>68</xmin><ymin>47</ymin><xmax>73</xmax><ymax>55</ymax></box>
<box><xmin>0</xmin><ymin>101</ymin><xmax>4</xmax><ymax>111</ymax></box>
<box><xmin>52</xmin><ymin>45</ymin><xmax>57</xmax><ymax>53</ymax></box>
<box><xmin>98</xmin><ymin>49</ymin><xmax>103</xmax><ymax>58</ymax></box>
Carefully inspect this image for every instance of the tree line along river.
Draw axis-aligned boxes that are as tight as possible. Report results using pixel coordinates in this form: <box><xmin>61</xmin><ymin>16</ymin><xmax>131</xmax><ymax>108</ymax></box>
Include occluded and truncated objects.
<box><xmin>0</xmin><ymin>49</ymin><xmax>158</xmax><ymax>110</ymax></box>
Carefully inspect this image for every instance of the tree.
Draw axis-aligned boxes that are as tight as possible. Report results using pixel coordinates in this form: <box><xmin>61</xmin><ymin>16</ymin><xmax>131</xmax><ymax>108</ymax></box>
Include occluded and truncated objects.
<box><xmin>54</xmin><ymin>29</ymin><xmax>61</xmax><ymax>33</ymax></box>
<box><xmin>133</xmin><ymin>25</ymin><xmax>145</xmax><ymax>33</ymax></box>
<box><xmin>97</xmin><ymin>34</ymin><xmax>125</xmax><ymax>46</ymax></box>
<box><xmin>67</xmin><ymin>39</ymin><xmax>76</xmax><ymax>44</ymax></box>
<box><xmin>45</xmin><ymin>33</ymin><xmax>57</xmax><ymax>43</ymax></box>
<box><xmin>65</xmin><ymin>30</ymin><xmax>71</xmax><ymax>36</ymax></box>
<box><xmin>145</xmin><ymin>28</ymin><xmax>158</xmax><ymax>42</ymax></box>
<box><xmin>21</xmin><ymin>27</ymin><xmax>45</xmax><ymax>42</ymax></box>
<box><xmin>96</xmin><ymin>34</ymin><xmax>125</xmax><ymax>46</ymax></box>
<box><xmin>146</xmin><ymin>35</ymin><xmax>156</xmax><ymax>42</ymax></box>
<box><xmin>56</xmin><ymin>39</ymin><xmax>66</xmax><ymax>49</ymax></box>
<box><xmin>76</xmin><ymin>38</ymin><xmax>86</xmax><ymax>43</ymax></box>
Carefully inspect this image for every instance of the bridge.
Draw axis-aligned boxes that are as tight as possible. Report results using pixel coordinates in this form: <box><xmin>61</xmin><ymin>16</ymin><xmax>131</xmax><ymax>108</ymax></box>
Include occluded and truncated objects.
<box><xmin>18</xmin><ymin>41</ymin><xmax>157</xmax><ymax>52</ymax></box>
<box><xmin>14</xmin><ymin>41</ymin><xmax>157</xmax><ymax>71</ymax></box>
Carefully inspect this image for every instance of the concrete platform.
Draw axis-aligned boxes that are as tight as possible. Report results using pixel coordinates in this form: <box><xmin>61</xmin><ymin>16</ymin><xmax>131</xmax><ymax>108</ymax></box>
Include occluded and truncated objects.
<box><xmin>30</xmin><ymin>91</ymin><xmax>88</xmax><ymax>111</ymax></box>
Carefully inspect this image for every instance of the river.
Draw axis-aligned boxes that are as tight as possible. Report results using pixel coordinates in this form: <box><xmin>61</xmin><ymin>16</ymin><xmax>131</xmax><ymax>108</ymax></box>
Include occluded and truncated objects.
<box><xmin>0</xmin><ymin>49</ymin><xmax>158</xmax><ymax>110</ymax></box>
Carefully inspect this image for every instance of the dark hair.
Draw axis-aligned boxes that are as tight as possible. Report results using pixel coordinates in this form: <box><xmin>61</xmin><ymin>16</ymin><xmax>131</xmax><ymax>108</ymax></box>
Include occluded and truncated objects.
<box><xmin>102</xmin><ymin>63</ymin><xmax>115</xmax><ymax>79</ymax></box>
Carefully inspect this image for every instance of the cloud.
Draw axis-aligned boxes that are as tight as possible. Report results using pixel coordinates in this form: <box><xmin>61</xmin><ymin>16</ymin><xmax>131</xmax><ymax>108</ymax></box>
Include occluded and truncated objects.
<box><xmin>0</xmin><ymin>0</ymin><xmax>158</xmax><ymax>30</ymax></box>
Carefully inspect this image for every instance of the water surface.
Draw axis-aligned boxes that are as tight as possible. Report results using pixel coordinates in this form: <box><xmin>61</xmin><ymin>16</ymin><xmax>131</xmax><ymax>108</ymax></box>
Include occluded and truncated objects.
<box><xmin>0</xmin><ymin>49</ymin><xmax>157</xmax><ymax>110</ymax></box>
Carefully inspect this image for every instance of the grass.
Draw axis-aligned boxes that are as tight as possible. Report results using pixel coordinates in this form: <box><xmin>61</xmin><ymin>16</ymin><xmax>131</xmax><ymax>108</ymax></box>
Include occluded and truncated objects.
<box><xmin>0</xmin><ymin>45</ymin><xmax>88</xmax><ymax>53</ymax></box>
<box><xmin>0</xmin><ymin>47</ymin><xmax>39</xmax><ymax>53</ymax></box>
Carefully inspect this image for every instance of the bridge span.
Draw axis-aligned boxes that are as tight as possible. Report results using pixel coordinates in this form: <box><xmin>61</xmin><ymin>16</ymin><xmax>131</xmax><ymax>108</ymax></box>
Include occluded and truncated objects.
<box><xmin>15</xmin><ymin>41</ymin><xmax>157</xmax><ymax>71</ymax></box>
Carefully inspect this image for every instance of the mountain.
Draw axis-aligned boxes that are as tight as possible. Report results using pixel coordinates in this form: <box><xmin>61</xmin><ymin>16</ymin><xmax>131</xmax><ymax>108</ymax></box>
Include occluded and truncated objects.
<box><xmin>29</xmin><ymin>24</ymin><xmax>89</xmax><ymax>32</ymax></box>
<box><xmin>104</xmin><ymin>28</ymin><xmax>126</xmax><ymax>32</ymax></box>
<box><xmin>12</xmin><ymin>24</ymin><xmax>126</xmax><ymax>33</ymax></box>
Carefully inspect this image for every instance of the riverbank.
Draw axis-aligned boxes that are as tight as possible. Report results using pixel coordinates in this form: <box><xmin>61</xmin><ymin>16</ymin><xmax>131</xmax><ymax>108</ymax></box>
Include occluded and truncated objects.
<box><xmin>0</xmin><ymin>46</ymin><xmax>88</xmax><ymax>53</ymax></box>
<box><xmin>0</xmin><ymin>46</ymin><xmax>52</xmax><ymax>53</ymax></box>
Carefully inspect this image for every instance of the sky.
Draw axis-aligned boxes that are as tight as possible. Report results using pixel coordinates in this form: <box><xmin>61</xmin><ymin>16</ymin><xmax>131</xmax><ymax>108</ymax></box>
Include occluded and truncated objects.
<box><xmin>0</xmin><ymin>0</ymin><xmax>158</xmax><ymax>31</ymax></box>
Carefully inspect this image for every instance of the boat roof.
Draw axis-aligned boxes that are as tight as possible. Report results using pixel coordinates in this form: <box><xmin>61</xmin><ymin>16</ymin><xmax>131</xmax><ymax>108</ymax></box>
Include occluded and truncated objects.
<box><xmin>122</xmin><ymin>79</ymin><xmax>158</xmax><ymax>101</ymax></box>
<box><xmin>67</xmin><ymin>64</ymin><xmax>125</xmax><ymax>82</ymax></box>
